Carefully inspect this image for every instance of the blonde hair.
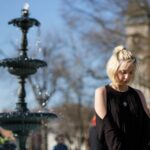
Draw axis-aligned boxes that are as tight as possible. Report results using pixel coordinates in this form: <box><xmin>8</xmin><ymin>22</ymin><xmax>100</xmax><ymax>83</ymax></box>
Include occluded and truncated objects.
<box><xmin>106</xmin><ymin>45</ymin><xmax>136</xmax><ymax>82</ymax></box>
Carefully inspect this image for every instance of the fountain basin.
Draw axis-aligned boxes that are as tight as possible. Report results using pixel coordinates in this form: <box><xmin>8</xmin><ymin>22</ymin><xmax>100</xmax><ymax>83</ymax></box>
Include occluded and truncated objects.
<box><xmin>0</xmin><ymin>111</ymin><xmax>57</xmax><ymax>133</ymax></box>
<box><xmin>0</xmin><ymin>57</ymin><xmax>47</xmax><ymax>76</ymax></box>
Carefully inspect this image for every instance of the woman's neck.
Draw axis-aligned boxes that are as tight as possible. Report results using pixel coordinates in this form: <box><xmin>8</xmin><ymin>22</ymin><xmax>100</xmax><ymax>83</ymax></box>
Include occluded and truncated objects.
<box><xmin>110</xmin><ymin>83</ymin><xmax>128</xmax><ymax>92</ymax></box>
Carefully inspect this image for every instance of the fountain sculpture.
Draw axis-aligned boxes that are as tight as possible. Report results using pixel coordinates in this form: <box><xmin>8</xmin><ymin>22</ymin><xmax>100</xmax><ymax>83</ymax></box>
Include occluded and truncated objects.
<box><xmin>0</xmin><ymin>3</ymin><xmax>57</xmax><ymax>150</ymax></box>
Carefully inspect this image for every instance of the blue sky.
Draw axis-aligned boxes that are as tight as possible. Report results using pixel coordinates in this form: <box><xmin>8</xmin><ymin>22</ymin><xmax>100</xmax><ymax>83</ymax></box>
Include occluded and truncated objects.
<box><xmin>0</xmin><ymin>0</ymin><xmax>64</xmax><ymax>110</ymax></box>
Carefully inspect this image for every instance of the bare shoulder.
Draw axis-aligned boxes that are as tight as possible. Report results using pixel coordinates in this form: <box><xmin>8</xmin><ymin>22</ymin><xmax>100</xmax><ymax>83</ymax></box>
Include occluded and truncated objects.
<box><xmin>95</xmin><ymin>86</ymin><xmax>106</xmax><ymax>94</ymax></box>
<box><xmin>95</xmin><ymin>86</ymin><xmax>106</xmax><ymax>102</ymax></box>
<box><xmin>94</xmin><ymin>86</ymin><xmax>107</xmax><ymax>119</ymax></box>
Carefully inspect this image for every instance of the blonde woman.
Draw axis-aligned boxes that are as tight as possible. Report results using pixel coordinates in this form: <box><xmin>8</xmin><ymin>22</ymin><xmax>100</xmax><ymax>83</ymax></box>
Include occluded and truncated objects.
<box><xmin>94</xmin><ymin>45</ymin><xmax>150</xmax><ymax>150</ymax></box>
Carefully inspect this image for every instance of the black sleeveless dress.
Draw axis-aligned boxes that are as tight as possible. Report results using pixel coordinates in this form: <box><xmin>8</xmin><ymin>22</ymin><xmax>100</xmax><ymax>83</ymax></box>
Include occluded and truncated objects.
<box><xmin>96</xmin><ymin>85</ymin><xmax>150</xmax><ymax>150</ymax></box>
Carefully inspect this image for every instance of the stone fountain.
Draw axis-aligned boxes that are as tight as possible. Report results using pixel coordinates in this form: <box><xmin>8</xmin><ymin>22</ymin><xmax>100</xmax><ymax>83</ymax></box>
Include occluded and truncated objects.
<box><xmin>0</xmin><ymin>3</ymin><xmax>57</xmax><ymax>150</ymax></box>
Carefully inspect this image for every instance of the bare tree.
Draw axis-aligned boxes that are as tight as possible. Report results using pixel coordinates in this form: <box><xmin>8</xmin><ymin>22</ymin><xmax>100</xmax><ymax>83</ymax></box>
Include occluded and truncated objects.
<box><xmin>59</xmin><ymin>0</ymin><xmax>129</xmax><ymax>88</ymax></box>
<box><xmin>53</xmin><ymin>102</ymin><xmax>94</xmax><ymax>150</ymax></box>
<box><xmin>61</xmin><ymin>0</ymin><xmax>128</xmax><ymax>46</ymax></box>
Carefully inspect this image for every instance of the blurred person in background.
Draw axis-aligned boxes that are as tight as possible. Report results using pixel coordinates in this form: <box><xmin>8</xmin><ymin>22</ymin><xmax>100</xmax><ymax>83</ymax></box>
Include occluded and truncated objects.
<box><xmin>53</xmin><ymin>134</ymin><xmax>68</xmax><ymax>150</ymax></box>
